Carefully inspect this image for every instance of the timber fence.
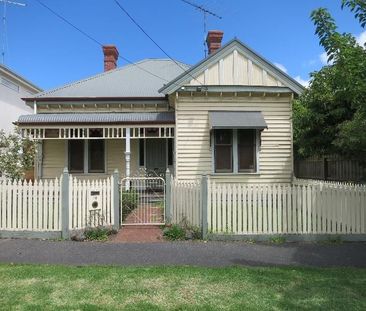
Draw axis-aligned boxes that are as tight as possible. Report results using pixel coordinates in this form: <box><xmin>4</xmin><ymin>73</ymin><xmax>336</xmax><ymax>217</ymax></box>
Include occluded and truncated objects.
<box><xmin>166</xmin><ymin>173</ymin><xmax>366</xmax><ymax>240</ymax></box>
<box><xmin>0</xmin><ymin>169</ymin><xmax>120</xmax><ymax>239</ymax></box>
<box><xmin>295</xmin><ymin>156</ymin><xmax>366</xmax><ymax>183</ymax></box>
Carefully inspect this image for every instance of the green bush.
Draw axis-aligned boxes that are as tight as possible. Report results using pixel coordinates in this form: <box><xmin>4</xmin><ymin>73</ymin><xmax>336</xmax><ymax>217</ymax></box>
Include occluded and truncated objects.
<box><xmin>121</xmin><ymin>190</ymin><xmax>139</xmax><ymax>221</ymax></box>
<box><xmin>163</xmin><ymin>225</ymin><xmax>186</xmax><ymax>240</ymax></box>
<box><xmin>84</xmin><ymin>227</ymin><xmax>115</xmax><ymax>241</ymax></box>
<box><xmin>121</xmin><ymin>190</ymin><xmax>139</xmax><ymax>211</ymax></box>
<box><xmin>269</xmin><ymin>236</ymin><xmax>286</xmax><ymax>244</ymax></box>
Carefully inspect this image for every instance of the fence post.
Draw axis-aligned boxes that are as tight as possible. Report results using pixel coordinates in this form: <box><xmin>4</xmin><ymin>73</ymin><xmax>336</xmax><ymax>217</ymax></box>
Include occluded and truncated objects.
<box><xmin>201</xmin><ymin>175</ymin><xmax>208</xmax><ymax>240</ymax></box>
<box><xmin>165</xmin><ymin>168</ymin><xmax>172</xmax><ymax>224</ymax></box>
<box><xmin>61</xmin><ymin>167</ymin><xmax>70</xmax><ymax>239</ymax></box>
<box><xmin>113</xmin><ymin>169</ymin><xmax>120</xmax><ymax>230</ymax></box>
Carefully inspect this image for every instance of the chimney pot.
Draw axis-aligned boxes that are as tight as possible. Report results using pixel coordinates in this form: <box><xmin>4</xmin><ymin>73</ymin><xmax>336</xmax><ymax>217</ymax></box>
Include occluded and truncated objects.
<box><xmin>206</xmin><ymin>30</ymin><xmax>224</xmax><ymax>55</ymax></box>
<box><xmin>102</xmin><ymin>45</ymin><xmax>119</xmax><ymax>72</ymax></box>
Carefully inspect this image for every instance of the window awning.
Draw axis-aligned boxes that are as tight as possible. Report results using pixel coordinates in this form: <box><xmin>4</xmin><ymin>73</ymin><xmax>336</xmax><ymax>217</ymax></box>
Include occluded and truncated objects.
<box><xmin>209</xmin><ymin>111</ymin><xmax>267</xmax><ymax>130</ymax></box>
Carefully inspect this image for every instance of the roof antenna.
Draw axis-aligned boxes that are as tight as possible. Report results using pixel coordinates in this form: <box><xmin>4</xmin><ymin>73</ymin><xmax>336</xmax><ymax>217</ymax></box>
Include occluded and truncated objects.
<box><xmin>180</xmin><ymin>0</ymin><xmax>222</xmax><ymax>57</ymax></box>
<box><xmin>0</xmin><ymin>0</ymin><xmax>26</xmax><ymax>64</ymax></box>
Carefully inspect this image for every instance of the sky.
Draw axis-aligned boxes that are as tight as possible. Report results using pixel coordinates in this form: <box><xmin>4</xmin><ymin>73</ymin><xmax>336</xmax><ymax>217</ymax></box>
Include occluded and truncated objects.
<box><xmin>1</xmin><ymin>0</ymin><xmax>365</xmax><ymax>91</ymax></box>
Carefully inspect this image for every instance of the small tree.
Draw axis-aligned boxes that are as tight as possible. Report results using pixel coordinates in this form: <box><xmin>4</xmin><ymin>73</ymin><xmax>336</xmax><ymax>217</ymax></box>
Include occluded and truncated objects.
<box><xmin>0</xmin><ymin>130</ymin><xmax>36</xmax><ymax>180</ymax></box>
<box><xmin>294</xmin><ymin>0</ymin><xmax>366</xmax><ymax>159</ymax></box>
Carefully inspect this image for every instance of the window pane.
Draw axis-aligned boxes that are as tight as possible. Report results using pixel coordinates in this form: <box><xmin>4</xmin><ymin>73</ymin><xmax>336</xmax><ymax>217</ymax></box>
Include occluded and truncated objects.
<box><xmin>139</xmin><ymin>139</ymin><xmax>145</xmax><ymax>166</ymax></box>
<box><xmin>214</xmin><ymin>129</ymin><xmax>233</xmax><ymax>173</ymax></box>
<box><xmin>215</xmin><ymin>129</ymin><xmax>232</xmax><ymax>144</ymax></box>
<box><xmin>215</xmin><ymin>146</ymin><xmax>232</xmax><ymax>172</ymax></box>
<box><xmin>88</xmin><ymin>140</ymin><xmax>105</xmax><ymax>173</ymax></box>
<box><xmin>168</xmin><ymin>139</ymin><xmax>173</xmax><ymax>166</ymax></box>
<box><xmin>69</xmin><ymin>140</ymin><xmax>84</xmax><ymax>173</ymax></box>
<box><xmin>238</xmin><ymin>130</ymin><xmax>256</xmax><ymax>172</ymax></box>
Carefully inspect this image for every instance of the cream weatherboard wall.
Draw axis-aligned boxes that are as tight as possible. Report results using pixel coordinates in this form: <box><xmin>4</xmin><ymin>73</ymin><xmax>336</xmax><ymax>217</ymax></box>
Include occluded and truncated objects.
<box><xmin>188</xmin><ymin>49</ymin><xmax>285</xmax><ymax>87</ymax></box>
<box><xmin>174</xmin><ymin>93</ymin><xmax>293</xmax><ymax>183</ymax></box>
<box><xmin>41</xmin><ymin>139</ymin><xmax>139</xmax><ymax>179</ymax></box>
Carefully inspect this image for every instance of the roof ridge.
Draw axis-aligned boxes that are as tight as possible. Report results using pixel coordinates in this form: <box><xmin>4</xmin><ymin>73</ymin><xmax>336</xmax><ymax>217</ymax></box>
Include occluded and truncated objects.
<box><xmin>34</xmin><ymin>59</ymin><xmax>150</xmax><ymax>98</ymax></box>
<box><xmin>35</xmin><ymin>58</ymin><xmax>189</xmax><ymax>98</ymax></box>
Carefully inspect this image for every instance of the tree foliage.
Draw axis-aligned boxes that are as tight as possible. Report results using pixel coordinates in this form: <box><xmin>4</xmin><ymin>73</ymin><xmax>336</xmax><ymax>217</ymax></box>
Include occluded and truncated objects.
<box><xmin>0</xmin><ymin>130</ymin><xmax>36</xmax><ymax>180</ymax></box>
<box><xmin>294</xmin><ymin>1</ymin><xmax>366</xmax><ymax>158</ymax></box>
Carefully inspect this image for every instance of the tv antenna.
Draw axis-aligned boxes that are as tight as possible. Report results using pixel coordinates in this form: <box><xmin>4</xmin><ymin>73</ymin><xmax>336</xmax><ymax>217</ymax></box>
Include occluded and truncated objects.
<box><xmin>0</xmin><ymin>0</ymin><xmax>26</xmax><ymax>64</ymax></box>
<box><xmin>180</xmin><ymin>0</ymin><xmax>222</xmax><ymax>57</ymax></box>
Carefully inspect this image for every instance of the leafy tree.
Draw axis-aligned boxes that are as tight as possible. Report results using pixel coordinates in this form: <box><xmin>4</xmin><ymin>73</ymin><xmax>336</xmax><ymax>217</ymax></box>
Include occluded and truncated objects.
<box><xmin>294</xmin><ymin>0</ymin><xmax>366</xmax><ymax>158</ymax></box>
<box><xmin>0</xmin><ymin>130</ymin><xmax>36</xmax><ymax>180</ymax></box>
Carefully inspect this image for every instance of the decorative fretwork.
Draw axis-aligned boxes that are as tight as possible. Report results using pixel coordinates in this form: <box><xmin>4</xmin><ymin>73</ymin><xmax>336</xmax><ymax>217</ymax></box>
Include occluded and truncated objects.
<box><xmin>19</xmin><ymin>126</ymin><xmax>175</xmax><ymax>140</ymax></box>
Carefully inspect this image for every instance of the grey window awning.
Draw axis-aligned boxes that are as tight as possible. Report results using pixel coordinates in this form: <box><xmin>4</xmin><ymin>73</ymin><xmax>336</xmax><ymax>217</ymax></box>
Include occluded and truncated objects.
<box><xmin>209</xmin><ymin>111</ymin><xmax>267</xmax><ymax>130</ymax></box>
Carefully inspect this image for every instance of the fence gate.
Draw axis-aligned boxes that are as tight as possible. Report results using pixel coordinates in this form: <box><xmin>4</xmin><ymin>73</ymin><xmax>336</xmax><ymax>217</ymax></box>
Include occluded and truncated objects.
<box><xmin>120</xmin><ymin>177</ymin><xmax>165</xmax><ymax>225</ymax></box>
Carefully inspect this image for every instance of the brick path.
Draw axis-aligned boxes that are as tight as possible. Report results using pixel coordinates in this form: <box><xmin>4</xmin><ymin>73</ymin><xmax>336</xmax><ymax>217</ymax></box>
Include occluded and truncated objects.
<box><xmin>115</xmin><ymin>195</ymin><xmax>165</xmax><ymax>242</ymax></box>
<box><xmin>123</xmin><ymin>204</ymin><xmax>164</xmax><ymax>225</ymax></box>
<box><xmin>111</xmin><ymin>225</ymin><xmax>164</xmax><ymax>243</ymax></box>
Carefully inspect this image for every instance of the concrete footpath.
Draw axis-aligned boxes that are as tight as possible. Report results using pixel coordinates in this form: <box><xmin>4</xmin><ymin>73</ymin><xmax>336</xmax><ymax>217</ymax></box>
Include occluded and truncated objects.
<box><xmin>0</xmin><ymin>239</ymin><xmax>365</xmax><ymax>267</ymax></box>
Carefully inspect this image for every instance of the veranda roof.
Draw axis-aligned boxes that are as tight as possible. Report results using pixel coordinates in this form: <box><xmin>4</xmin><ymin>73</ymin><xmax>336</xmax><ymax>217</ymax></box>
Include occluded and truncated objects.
<box><xmin>16</xmin><ymin>112</ymin><xmax>175</xmax><ymax>126</ymax></box>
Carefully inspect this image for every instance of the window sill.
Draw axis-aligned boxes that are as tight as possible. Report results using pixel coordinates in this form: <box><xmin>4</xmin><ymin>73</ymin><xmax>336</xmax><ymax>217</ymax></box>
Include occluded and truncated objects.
<box><xmin>211</xmin><ymin>172</ymin><xmax>261</xmax><ymax>176</ymax></box>
<box><xmin>70</xmin><ymin>173</ymin><xmax>108</xmax><ymax>176</ymax></box>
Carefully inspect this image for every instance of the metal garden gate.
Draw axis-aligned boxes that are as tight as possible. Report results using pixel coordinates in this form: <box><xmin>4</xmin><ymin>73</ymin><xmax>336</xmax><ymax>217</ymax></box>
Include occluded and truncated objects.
<box><xmin>120</xmin><ymin>177</ymin><xmax>165</xmax><ymax>225</ymax></box>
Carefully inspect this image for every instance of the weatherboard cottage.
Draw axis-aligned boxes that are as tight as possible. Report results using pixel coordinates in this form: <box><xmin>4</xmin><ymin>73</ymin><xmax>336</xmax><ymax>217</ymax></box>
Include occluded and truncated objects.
<box><xmin>16</xmin><ymin>31</ymin><xmax>304</xmax><ymax>183</ymax></box>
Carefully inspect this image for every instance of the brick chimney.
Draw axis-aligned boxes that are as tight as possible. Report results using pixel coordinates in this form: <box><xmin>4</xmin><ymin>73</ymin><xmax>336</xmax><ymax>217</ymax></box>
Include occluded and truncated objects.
<box><xmin>206</xmin><ymin>30</ymin><xmax>224</xmax><ymax>55</ymax></box>
<box><xmin>102</xmin><ymin>45</ymin><xmax>119</xmax><ymax>71</ymax></box>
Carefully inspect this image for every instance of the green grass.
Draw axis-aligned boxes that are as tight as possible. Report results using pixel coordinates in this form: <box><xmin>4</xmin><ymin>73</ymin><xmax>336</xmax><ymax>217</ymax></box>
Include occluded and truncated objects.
<box><xmin>0</xmin><ymin>265</ymin><xmax>365</xmax><ymax>310</ymax></box>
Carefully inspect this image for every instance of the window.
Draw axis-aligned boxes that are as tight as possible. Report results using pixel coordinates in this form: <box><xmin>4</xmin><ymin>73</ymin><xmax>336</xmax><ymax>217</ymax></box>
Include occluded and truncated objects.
<box><xmin>168</xmin><ymin>139</ymin><xmax>173</xmax><ymax>166</ymax></box>
<box><xmin>68</xmin><ymin>140</ymin><xmax>105</xmax><ymax>174</ymax></box>
<box><xmin>214</xmin><ymin>130</ymin><xmax>233</xmax><ymax>173</ymax></box>
<box><xmin>68</xmin><ymin>140</ymin><xmax>84</xmax><ymax>173</ymax></box>
<box><xmin>238</xmin><ymin>129</ymin><xmax>256</xmax><ymax>172</ymax></box>
<box><xmin>139</xmin><ymin>139</ymin><xmax>145</xmax><ymax>166</ymax></box>
<box><xmin>88</xmin><ymin>140</ymin><xmax>105</xmax><ymax>173</ymax></box>
<box><xmin>214</xmin><ymin>129</ymin><xmax>258</xmax><ymax>174</ymax></box>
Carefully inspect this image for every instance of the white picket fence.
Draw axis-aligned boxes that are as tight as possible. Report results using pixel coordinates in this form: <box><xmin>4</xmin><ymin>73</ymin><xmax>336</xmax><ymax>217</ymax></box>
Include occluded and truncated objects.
<box><xmin>0</xmin><ymin>178</ymin><xmax>61</xmax><ymax>231</ymax></box>
<box><xmin>171</xmin><ymin>179</ymin><xmax>201</xmax><ymax>227</ymax></box>
<box><xmin>69</xmin><ymin>176</ymin><xmax>114</xmax><ymax>230</ymax></box>
<box><xmin>0</xmin><ymin>175</ymin><xmax>115</xmax><ymax>234</ymax></box>
<box><xmin>208</xmin><ymin>182</ymin><xmax>366</xmax><ymax>235</ymax></box>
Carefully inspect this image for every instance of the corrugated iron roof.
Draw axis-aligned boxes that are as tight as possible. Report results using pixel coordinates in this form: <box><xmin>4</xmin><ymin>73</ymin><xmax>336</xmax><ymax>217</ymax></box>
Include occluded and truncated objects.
<box><xmin>209</xmin><ymin>111</ymin><xmax>267</xmax><ymax>129</ymax></box>
<box><xmin>17</xmin><ymin>112</ymin><xmax>175</xmax><ymax>125</ymax></box>
<box><xmin>31</xmin><ymin>59</ymin><xmax>189</xmax><ymax>99</ymax></box>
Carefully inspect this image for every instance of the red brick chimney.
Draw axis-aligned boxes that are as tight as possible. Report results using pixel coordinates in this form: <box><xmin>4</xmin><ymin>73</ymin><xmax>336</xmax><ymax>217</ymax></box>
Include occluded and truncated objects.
<box><xmin>206</xmin><ymin>30</ymin><xmax>224</xmax><ymax>55</ymax></box>
<box><xmin>102</xmin><ymin>45</ymin><xmax>119</xmax><ymax>71</ymax></box>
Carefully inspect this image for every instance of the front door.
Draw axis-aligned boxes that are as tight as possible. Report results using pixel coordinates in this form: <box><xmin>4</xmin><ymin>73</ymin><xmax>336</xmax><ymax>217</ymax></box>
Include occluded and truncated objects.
<box><xmin>145</xmin><ymin>139</ymin><xmax>166</xmax><ymax>176</ymax></box>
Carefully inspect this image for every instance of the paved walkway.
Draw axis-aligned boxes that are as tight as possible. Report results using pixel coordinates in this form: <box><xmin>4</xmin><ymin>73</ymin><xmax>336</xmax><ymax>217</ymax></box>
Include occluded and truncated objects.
<box><xmin>0</xmin><ymin>239</ymin><xmax>365</xmax><ymax>267</ymax></box>
<box><xmin>111</xmin><ymin>226</ymin><xmax>164</xmax><ymax>243</ymax></box>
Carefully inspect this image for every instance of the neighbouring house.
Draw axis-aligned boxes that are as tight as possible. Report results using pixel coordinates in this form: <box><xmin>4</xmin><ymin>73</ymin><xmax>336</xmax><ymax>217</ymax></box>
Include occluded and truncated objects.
<box><xmin>15</xmin><ymin>31</ymin><xmax>304</xmax><ymax>183</ymax></box>
<box><xmin>0</xmin><ymin>64</ymin><xmax>42</xmax><ymax>133</ymax></box>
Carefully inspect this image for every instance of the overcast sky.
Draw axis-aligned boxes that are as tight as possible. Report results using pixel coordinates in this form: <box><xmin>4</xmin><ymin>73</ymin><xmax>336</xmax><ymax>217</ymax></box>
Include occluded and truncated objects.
<box><xmin>1</xmin><ymin>0</ymin><xmax>365</xmax><ymax>90</ymax></box>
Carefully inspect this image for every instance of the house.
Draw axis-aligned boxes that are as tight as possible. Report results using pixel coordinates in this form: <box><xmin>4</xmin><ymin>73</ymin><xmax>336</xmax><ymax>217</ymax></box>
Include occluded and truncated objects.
<box><xmin>15</xmin><ymin>31</ymin><xmax>304</xmax><ymax>183</ymax></box>
<box><xmin>0</xmin><ymin>64</ymin><xmax>42</xmax><ymax>133</ymax></box>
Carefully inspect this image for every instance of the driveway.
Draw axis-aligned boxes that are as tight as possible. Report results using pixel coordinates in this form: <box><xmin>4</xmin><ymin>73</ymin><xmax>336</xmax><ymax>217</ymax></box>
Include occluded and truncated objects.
<box><xmin>0</xmin><ymin>239</ymin><xmax>365</xmax><ymax>267</ymax></box>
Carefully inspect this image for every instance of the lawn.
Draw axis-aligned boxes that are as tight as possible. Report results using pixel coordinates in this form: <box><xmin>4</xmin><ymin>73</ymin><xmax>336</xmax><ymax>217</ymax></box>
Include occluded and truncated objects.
<box><xmin>0</xmin><ymin>265</ymin><xmax>365</xmax><ymax>310</ymax></box>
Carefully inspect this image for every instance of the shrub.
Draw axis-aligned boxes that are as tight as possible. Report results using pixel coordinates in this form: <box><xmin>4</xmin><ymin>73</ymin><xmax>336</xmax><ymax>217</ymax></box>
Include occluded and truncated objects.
<box><xmin>269</xmin><ymin>236</ymin><xmax>286</xmax><ymax>244</ymax></box>
<box><xmin>121</xmin><ymin>190</ymin><xmax>139</xmax><ymax>210</ymax></box>
<box><xmin>163</xmin><ymin>224</ymin><xmax>186</xmax><ymax>240</ymax></box>
<box><xmin>84</xmin><ymin>226</ymin><xmax>115</xmax><ymax>241</ymax></box>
